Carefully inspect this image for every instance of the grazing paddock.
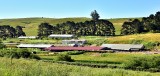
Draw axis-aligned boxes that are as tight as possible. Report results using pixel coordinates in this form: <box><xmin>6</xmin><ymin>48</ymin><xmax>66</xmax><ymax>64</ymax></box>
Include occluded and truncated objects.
<box><xmin>39</xmin><ymin>52</ymin><xmax>160</xmax><ymax>66</ymax></box>
<box><xmin>0</xmin><ymin>57</ymin><xmax>160</xmax><ymax>76</ymax></box>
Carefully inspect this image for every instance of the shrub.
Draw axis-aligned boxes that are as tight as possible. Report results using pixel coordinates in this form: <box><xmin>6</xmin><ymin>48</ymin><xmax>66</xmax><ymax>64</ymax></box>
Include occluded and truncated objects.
<box><xmin>9</xmin><ymin>51</ymin><xmax>21</xmax><ymax>59</ymax></box>
<box><xmin>143</xmin><ymin>42</ymin><xmax>156</xmax><ymax>50</ymax></box>
<box><xmin>0</xmin><ymin>50</ymin><xmax>20</xmax><ymax>59</ymax></box>
<box><xmin>56</xmin><ymin>54</ymin><xmax>74</xmax><ymax>62</ymax></box>
<box><xmin>0</xmin><ymin>50</ymin><xmax>5</xmax><ymax>57</ymax></box>
<box><xmin>0</xmin><ymin>44</ymin><xmax>5</xmax><ymax>49</ymax></box>
<box><xmin>0</xmin><ymin>39</ymin><xmax>5</xmax><ymax>49</ymax></box>
<box><xmin>18</xmin><ymin>49</ymin><xmax>31</xmax><ymax>58</ymax></box>
<box><xmin>124</xmin><ymin>56</ymin><xmax>160</xmax><ymax>71</ymax></box>
<box><xmin>29</xmin><ymin>54</ymin><xmax>41</xmax><ymax>60</ymax></box>
<box><xmin>0</xmin><ymin>48</ymin><xmax>41</xmax><ymax>60</ymax></box>
<box><xmin>62</xmin><ymin>51</ymin><xmax>85</xmax><ymax>55</ymax></box>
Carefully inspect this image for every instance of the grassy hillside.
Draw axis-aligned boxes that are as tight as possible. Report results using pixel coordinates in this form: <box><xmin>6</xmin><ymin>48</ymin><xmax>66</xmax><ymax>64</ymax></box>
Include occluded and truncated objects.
<box><xmin>0</xmin><ymin>17</ymin><xmax>141</xmax><ymax>36</ymax></box>
<box><xmin>80</xmin><ymin>33</ymin><xmax>160</xmax><ymax>49</ymax></box>
<box><xmin>107</xmin><ymin>33</ymin><xmax>160</xmax><ymax>43</ymax></box>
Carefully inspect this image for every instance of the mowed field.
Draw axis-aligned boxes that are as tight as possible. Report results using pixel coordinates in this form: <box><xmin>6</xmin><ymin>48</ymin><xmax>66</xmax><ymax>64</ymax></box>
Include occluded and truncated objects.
<box><xmin>0</xmin><ymin>17</ymin><xmax>141</xmax><ymax>35</ymax></box>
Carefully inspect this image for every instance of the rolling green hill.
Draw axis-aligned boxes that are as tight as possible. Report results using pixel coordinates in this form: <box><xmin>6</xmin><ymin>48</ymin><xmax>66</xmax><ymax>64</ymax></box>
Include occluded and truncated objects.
<box><xmin>0</xmin><ymin>17</ymin><xmax>141</xmax><ymax>36</ymax></box>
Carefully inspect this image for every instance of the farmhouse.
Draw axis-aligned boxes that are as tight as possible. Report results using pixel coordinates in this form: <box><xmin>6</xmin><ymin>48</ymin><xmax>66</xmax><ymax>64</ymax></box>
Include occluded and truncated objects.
<box><xmin>45</xmin><ymin>46</ymin><xmax>108</xmax><ymax>52</ymax></box>
<box><xmin>62</xmin><ymin>39</ymin><xmax>86</xmax><ymax>46</ymax></box>
<box><xmin>48</xmin><ymin>34</ymin><xmax>74</xmax><ymax>38</ymax></box>
<box><xmin>18</xmin><ymin>36</ymin><xmax>38</xmax><ymax>39</ymax></box>
<box><xmin>101</xmin><ymin>44</ymin><xmax>145</xmax><ymax>51</ymax></box>
<box><xmin>17</xmin><ymin>44</ymin><xmax>54</xmax><ymax>49</ymax></box>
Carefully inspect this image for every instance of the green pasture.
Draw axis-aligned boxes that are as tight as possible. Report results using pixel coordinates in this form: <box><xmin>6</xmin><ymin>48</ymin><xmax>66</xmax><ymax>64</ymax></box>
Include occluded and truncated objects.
<box><xmin>0</xmin><ymin>57</ymin><xmax>160</xmax><ymax>76</ymax></box>
<box><xmin>39</xmin><ymin>52</ymin><xmax>160</xmax><ymax>66</ymax></box>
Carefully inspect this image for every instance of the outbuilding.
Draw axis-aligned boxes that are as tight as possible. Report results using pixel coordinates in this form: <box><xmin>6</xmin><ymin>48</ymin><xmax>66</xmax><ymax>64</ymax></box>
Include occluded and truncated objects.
<box><xmin>17</xmin><ymin>44</ymin><xmax>54</xmax><ymax>49</ymax></box>
<box><xmin>101</xmin><ymin>44</ymin><xmax>145</xmax><ymax>51</ymax></box>
<box><xmin>18</xmin><ymin>36</ymin><xmax>38</xmax><ymax>39</ymax></box>
<box><xmin>45</xmin><ymin>46</ymin><xmax>108</xmax><ymax>52</ymax></box>
<box><xmin>48</xmin><ymin>34</ymin><xmax>74</xmax><ymax>38</ymax></box>
<box><xmin>62</xmin><ymin>39</ymin><xmax>86</xmax><ymax>46</ymax></box>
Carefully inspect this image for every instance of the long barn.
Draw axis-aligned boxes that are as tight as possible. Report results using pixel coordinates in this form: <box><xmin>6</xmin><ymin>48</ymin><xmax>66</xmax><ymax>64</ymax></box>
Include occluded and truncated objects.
<box><xmin>17</xmin><ymin>44</ymin><xmax>54</xmax><ymax>49</ymax></box>
<box><xmin>101</xmin><ymin>44</ymin><xmax>145</xmax><ymax>51</ymax></box>
<box><xmin>45</xmin><ymin>46</ymin><xmax>108</xmax><ymax>52</ymax></box>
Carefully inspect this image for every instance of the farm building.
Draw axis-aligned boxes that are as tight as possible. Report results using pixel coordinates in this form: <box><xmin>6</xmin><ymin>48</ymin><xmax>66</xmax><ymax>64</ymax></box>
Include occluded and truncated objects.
<box><xmin>101</xmin><ymin>44</ymin><xmax>145</xmax><ymax>51</ymax></box>
<box><xmin>4</xmin><ymin>43</ymin><xmax>19</xmax><ymax>48</ymax></box>
<box><xmin>48</xmin><ymin>34</ymin><xmax>74</xmax><ymax>38</ymax></box>
<box><xmin>18</xmin><ymin>36</ymin><xmax>38</xmax><ymax>39</ymax></box>
<box><xmin>62</xmin><ymin>39</ymin><xmax>86</xmax><ymax>46</ymax></box>
<box><xmin>45</xmin><ymin>46</ymin><xmax>108</xmax><ymax>52</ymax></box>
<box><xmin>17</xmin><ymin>44</ymin><xmax>54</xmax><ymax>49</ymax></box>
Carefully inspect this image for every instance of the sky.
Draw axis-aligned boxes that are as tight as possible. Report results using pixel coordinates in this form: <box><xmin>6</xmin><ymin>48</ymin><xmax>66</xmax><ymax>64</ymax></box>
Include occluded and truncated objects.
<box><xmin>0</xmin><ymin>0</ymin><xmax>160</xmax><ymax>19</ymax></box>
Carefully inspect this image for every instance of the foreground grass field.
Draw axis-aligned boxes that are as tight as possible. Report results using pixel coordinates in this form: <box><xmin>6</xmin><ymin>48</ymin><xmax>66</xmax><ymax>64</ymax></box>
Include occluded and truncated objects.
<box><xmin>0</xmin><ymin>57</ymin><xmax>160</xmax><ymax>76</ymax></box>
<box><xmin>39</xmin><ymin>52</ymin><xmax>160</xmax><ymax>66</ymax></box>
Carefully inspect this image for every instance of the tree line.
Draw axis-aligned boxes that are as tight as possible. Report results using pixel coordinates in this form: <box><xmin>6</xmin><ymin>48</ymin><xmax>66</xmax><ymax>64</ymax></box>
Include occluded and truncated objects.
<box><xmin>121</xmin><ymin>11</ymin><xmax>160</xmax><ymax>35</ymax></box>
<box><xmin>0</xmin><ymin>25</ymin><xmax>26</xmax><ymax>38</ymax></box>
<box><xmin>38</xmin><ymin>10</ymin><xmax>115</xmax><ymax>37</ymax></box>
<box><xmin>1</xmin><ymin>10</ymin><xmax>160</xmax><ymax>38</ymax></box>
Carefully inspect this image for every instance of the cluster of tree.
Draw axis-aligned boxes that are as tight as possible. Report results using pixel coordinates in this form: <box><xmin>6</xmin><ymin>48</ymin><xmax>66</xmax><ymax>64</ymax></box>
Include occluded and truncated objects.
<box><xmin>0</xmin><ymin>49</ymin><xmax>41</xmax><ymax>60</ymax></box>
<box><xmin>121</xmin><ymin>19</ymin><xmax>144</xmax><ymax>35</ymax></box>
<box><xmin>121</xmin><ymin>11</ymin><xmax>160</xmax><ymax>35</ymax></box>
<box><xmin>38</xmin><ymin>10</ymin><xmax>115</xmax><ymax>37</ymax></box>
<box><xmin>0</xmin><ymin>25</ymin><xmax>26</xmax><ymax>38</ymax></box>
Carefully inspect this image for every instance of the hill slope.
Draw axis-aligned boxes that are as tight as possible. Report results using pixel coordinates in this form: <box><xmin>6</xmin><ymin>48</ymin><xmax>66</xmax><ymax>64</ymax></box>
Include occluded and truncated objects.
<box><xmin>0</xmin><ymin>17</ymin><xmax>141</xmax><ymax>36</ymax></box>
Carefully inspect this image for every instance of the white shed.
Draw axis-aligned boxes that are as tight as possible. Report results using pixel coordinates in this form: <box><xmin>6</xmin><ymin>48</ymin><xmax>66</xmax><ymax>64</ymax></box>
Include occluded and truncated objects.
<box><xmin>17</xmin><ymin>44</ymin><xmax>53</xmax><ymax>48</ymax></box>
<box><xmin>48</xmin><ymin>34</ymin><xmax>74</xmax><ymax>38</ymax></box>
<box><xmin>18</xmin><ymin>36</ymin><xmax>38</xmax><ymax>39</ymax></box>
<box><xmin>62</xmin><ymin>39</ymin><xmax>86</xmax><ymax>46</ymax></box>
<box><xmin>101</xmin><ymin>44</ymin><xmax>144</xmax><ymax>51</ymax></box>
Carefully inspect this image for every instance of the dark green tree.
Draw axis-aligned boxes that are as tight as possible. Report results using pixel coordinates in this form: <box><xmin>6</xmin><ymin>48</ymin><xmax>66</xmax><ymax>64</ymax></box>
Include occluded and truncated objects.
<box><xmin>96</xmin><ymin>20</ymin><xmax>115</xmax><ymax>36</ymax></box>
<box><xmin>132</xmin><ymin>19</ymin><xmax>144</xmax><ymax>33</ymax></box>
<box><xmin>121</xmin><ymin>22</ymin><xmax>134</xmax><ymax>35</ymax></box>
<box><xmin>121</xmin><ymin>19</ymin><xmax>144</xmax><ymax>35</ymax></box>
<box><xmin>155</xmin><ymin>11</ymin><xmax>160</xmax><ymax>31</ymax></box>
<box><xmin>16</xmin><ymin>26</ymin><xmax>26</xmax><ymax>37</ymax></box>
<box><xmin>0</xmin><ymin>25</ymin><xmax>17</xmax><ymax>38</ymax></box>
<box><xmin>38</xmin><ymin>23</ymin><xmax>53</xmax><ymax>37</ymax></box>
<box><xmin>91</xmin><ymin>10</ymin><xmax>100</xmax><ymax>21</ymax></box>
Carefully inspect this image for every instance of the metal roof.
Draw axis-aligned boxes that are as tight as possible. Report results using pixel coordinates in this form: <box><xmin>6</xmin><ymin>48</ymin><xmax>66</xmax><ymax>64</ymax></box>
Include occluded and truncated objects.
<box><xmin>18</xmin><ymin>36</ymin><xmax>38</xmax><ymax>39</ymax></box>
<box><xmin>101</xmin><ymin>44</ymin><xmax>144</xmax><ymax>50</ymax></box>
<box><xmin>45</xmin><ymin>46</ymin><xmax>106</xmax><ymax>51</ymax></box>
<box><xmin>17</xmin><ymin>44</ymin><xmax>53</xmax><ymax>48</ymax></box>
<box><xmin>62</xmin><ymin>39</ymin><xmax>86</xmax><ymax>42</ymax></box>
<box><xmin>48</xmin><ymin>34</ymin><xmax>74</xmax><ymax>38</ymax></box>
<box><xmin>62</xmin><ymin>39</ymin><xmax>86</xmax><ymax>46</ymax></box>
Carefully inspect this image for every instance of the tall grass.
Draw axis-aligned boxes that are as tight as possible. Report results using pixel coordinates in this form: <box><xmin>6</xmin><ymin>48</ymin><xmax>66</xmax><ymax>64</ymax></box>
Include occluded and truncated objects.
<box><xmin>0</xmin><ymin>57</ymin><xmax>159</xmax><ymax>76</ymax></box>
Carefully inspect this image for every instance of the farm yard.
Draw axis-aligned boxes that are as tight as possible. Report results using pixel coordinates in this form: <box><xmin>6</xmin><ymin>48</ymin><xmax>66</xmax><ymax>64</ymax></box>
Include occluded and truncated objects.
<box><xmin>1</xmin><ymin>32</ymin><xmax>160</xmax><ymax>76</ymax></box>
<box><xmin>0</xmin><ymin>5</ymin><xmax>160</xmax><ymax>76</ymax></box>
<box><xmin>1</xmin><ymin>17</ymin><xmax>160</xmax><ymax>75</ymax></box>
